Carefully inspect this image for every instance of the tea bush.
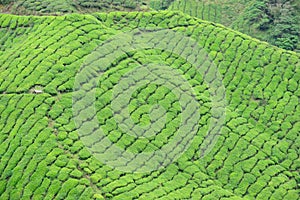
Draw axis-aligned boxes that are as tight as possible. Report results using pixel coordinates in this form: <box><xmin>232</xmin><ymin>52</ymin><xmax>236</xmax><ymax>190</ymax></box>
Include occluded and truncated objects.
<box><xmin>0</xmin><ymin>11</ymin><xmax>299</xmax><ymax>200</ymax></box>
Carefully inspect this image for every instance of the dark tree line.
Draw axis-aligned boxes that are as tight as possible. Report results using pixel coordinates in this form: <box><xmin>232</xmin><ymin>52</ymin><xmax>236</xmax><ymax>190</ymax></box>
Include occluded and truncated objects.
<box><xmin>246</xmin><ymin>0</ymin><xmax>299</xmax><ymax>50</ymax></box>
<box><xmin>149</xmin><ymin>0</ymin><xmax>175</xmax><ymax>10</ymax></box>
<box><xmin>0</xmin><ymin>0</ymin><xmax>13</xmax><ymax>4</ymax></box>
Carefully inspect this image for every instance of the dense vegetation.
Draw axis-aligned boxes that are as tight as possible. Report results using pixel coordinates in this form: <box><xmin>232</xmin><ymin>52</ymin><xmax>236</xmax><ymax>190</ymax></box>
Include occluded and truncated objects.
<box><xmin>0</xmin><ymin>11</ymin><xmax>299</xmax><ymax>199</ymax></box>
<box><xmin>1</xmin><ymin>0</ymin><xmax>299</xmax><ymax>51</ymax></box>
<box><xmin>0</xmin><ymin>0</ymin><xmax>150</xmax><ymax>13</ymax></box>
<box><xmin>167</xmin><ymin>0</ymin><xmax>300</xmax><ymax>51</ymax></box>
<box><xmin>232</xmin><ymin>0</ymin><xmax>300</xmax><ymax>51</ymax></box>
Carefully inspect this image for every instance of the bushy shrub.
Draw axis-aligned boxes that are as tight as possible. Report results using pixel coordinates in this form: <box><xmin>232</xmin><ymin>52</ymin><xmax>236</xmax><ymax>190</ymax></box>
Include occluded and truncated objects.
<box><xmin>78</xmin><ymin>148</ymin><xmax>91</xmax><ymax>160</ymax></box>
<box><xmin>0</xmin><ymin>0</ymin><xmax>13</xmax><ymax>5</ymax></box>
<box><xmin>70</xmin><ymin>169</ymin><xmax>83</xmax><ymax>178</ymax></box>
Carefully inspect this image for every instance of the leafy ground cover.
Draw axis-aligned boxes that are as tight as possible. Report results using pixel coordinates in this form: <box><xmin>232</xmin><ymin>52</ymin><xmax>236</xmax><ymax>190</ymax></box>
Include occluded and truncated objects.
<box><xmin>167</xmin><ymin>0</ymin><xmax>300</xmax><ymax>51</ymax></box>
<box><xmin>1</xmin><ymin>0</ymin><xmax>299</xmax><ymax>51</ymax></box>
<box><xmin>0</xmin><ymin>0</ymin><xmax>151</xmax><ymax>14</ymax></box>
<box><xmin>0</xmin><ymin>11</ymin><xmax>299</xmax><ymax>199</ymax></box>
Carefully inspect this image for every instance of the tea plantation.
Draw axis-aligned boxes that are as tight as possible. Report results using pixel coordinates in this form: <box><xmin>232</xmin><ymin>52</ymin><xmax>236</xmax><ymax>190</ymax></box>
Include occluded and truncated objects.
<box><xmin>1</xmin><ymin>0</ymin><xmax>299</xmax><ymax>51</ymax></box>
<box><xmin>0</xmin><ymin>10</ymin><xmax>299</xmax><ymax>200</ymax></box>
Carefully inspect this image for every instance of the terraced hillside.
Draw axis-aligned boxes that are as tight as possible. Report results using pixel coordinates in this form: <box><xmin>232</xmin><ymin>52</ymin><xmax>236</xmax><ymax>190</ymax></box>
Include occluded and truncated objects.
<box><xmin>167</xmin><ymin>0</ymin><xmax>300</xmax><ymax>51</ymax></box>
<box><xmin>0</xmin><ymin>0</ymin><xmax>151</xmax><ymax>14</ymax></box>
<box><xmin>5</xmin><ymin>0</ymin><xmax>154</xmax><ymax>14</ymax></box>
<box><xmin>1</xmin><ymin>0</ymin><xmax>299</xmax><ymax>51</ymax></box>
<box><xmin>0</xmin><ymin>11</ymin><xmax>299</xmax><ymax>199</ymax></box>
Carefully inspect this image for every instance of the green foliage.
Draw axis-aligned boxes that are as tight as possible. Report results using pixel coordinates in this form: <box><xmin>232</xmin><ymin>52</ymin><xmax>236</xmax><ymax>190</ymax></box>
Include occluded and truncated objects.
<box><xmin>3</xmin><ymin>0</ymin><xmax>299</xmax><ymax>51</ymax></box>
<box><xmin>234</xmin><ymin>0</ymin><xmax>300</xmax><ymax>51</ymax></box>
<box><xmin>0</xmin><ymin>0</ymin><xmax>13</xmax><ymax>5</ymax></box>
<box><xmin>70</xmin><ymin>169</ymin><xmax>83</xmax><ymax>178</ymax></box>
<box><xmin>150</xmin><ymin>0</ymin><xmax>175</xmax><ymax>10</ymax></box>
<box><xmin>78</xmin><ymin>148</ymin><xmax>91</xmax><ymax>160</ymax></box>
<box><xmin>0</xmin><ymin>11</ymin><xmax>299</xmax><ymax>200</ymax></box>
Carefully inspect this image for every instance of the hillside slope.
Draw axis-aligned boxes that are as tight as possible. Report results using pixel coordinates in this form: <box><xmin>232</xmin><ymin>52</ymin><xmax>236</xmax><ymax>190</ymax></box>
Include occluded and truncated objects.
<box><xmin>0</xmin><ymin>0</ymin><xmax>150</xmax><ymax>13</ymax></box>
<box><xmin>0</xmin><ymin>12</ymin><xmax>299</xmax><ymax>199</ymax></box>
<box><xmin>1</xmin><ymin>0</ymin><xmax>299</xmax><ymax>51</ymax></box>
<box><xmin>167</xmin><ymin>0</ymin><xmax>300</xmax><ymax>51</ymax></box>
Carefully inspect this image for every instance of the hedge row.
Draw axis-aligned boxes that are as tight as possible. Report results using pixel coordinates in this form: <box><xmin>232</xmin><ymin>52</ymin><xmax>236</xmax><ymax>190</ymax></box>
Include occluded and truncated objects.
<box><xmin>0</xmin><ymin>11</ymin><xmax>299</xmax><ymax>199</ymax></box>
